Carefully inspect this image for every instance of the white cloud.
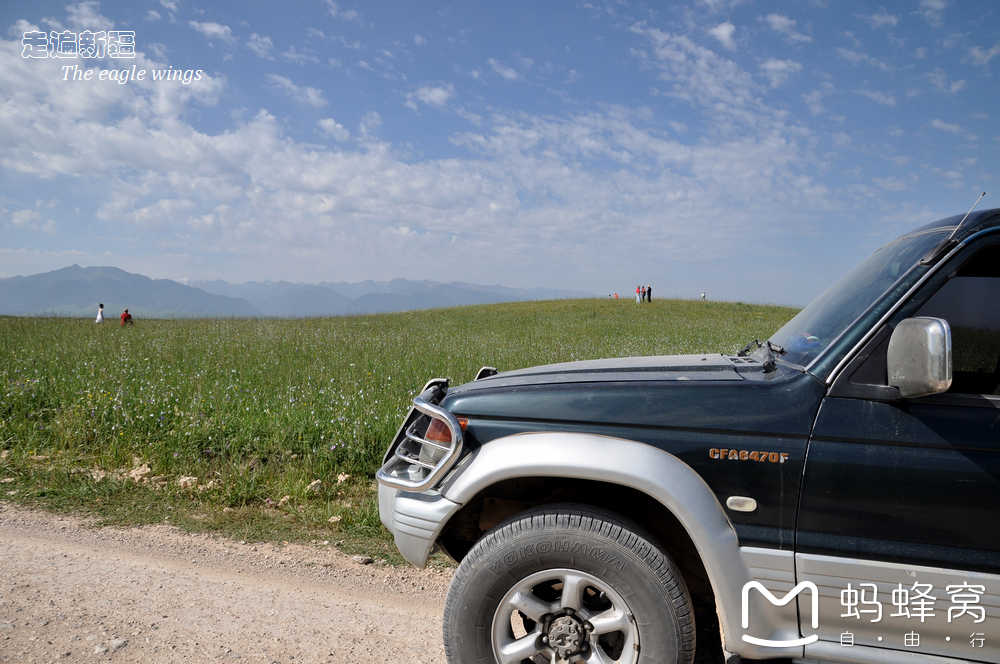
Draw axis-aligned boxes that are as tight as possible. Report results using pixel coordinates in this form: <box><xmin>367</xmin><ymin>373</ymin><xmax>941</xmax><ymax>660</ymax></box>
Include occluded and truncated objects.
<box><xmin>930</xmin><ymin>118</ymin><xmax>962</xmax><ymax>134</ymax></box>
<box><xmin>334</xmin><ymin>36</ymin><xmax>361</xmax><ymax>50</ymax></box>
<box><xmin>247</xmin><ymin>33</ymin><xmax>274</xmax><ymax>59</ymax></box>
<box><xmin>802</xmin><ymin>82</ymin><xmax>834</xmax><ymax>115</ymax></box>
<box><xmin>969</xmin><ymin>43</ymin><xmax>1000</xmax><ymax>65</ymax></box>
<box><xmin>842</xmin><ymin>30</ymin><xmax>862</xmax><ymax>48</ymax></box>
<box><xmin>9</xmin><ymin>209</ymin><xmax>55</xmax><ymax>234</ymax></box>
<box><xmin>488</xmin><ymin>58</ymin><xmax>520</xmax><ymax>81</ymax></box>
<box><xmin>266</xmin><ymin>74</ymin><xmax>327</xmax><ymax>107</ymax></box>
<box><xmin>414</xmin><ymin>34</ymin><xmax>426</xmax><ymax>46</ymax></box>
<box><xmin>856</xmin><ymin>89</ymin><xmax>896</xmax><ymax>106</ymax></box>
<box><xmin>282</xmin><ymin>46</ymin><xmax>320</xmax><ymax>65</ymax></box>
<box><xmin>359</xmin><ymin>110</ymin><xmax>382</xmax><ymax>136</ymax></box>
<box><xmin>927</xmin><ymin>68</ymin><xmax>965</xmax><ymax>94</ymax></box>
<box><xmin>629</xmin><ymin>24</ymin><xmax>764</xmax><ymax>128</ymax></box>
<box><xmin>874</xmin><ymin>176</ymin><xmax>908</xmax><ymax>191</ymax></box>
<box><xmin>65</xmin><ymin>2</ymin><xmax>111</xmax><ymax>29</ymax></box>
<box><xmin>762</xmin><ymin>14</ymin><xmax>811</xmax><ymax>43</ymax></box>
<box><xmin>160</xmin><ymin>0</ymin><xmax>179</xmax><ymax>11</ymax></box>
<box><xmin>11</xmin><ymin>209</ymin><xmax>40</xmax><ymax>226</ymax></box>
<box><xmin>919</xmin><ymin>0</ymin><xmax>947</xmax><ymax>26</ymax></box>
<box><xmin>189</xmin><ymin>21</ymin><xmax>235</xmax><ymax>44</ymax></box>
<box><xmin>861</xmin><ymin>11</ymin><xmax>899</xmax><ymax>28</ymax></box>
<box><xmin>405</xmin><ymin>84</ymin><xmax>455</xmax><ymax>110</ymax></box>
<box><xmin>698</xmin><ymin>0</ymin><xmax>746</xmax><ymax>11</ymax></box>
<box><xmin>147</xmin><ymin>42</ymin><xmax>167</xmax><ymax>60</ymax></box>
<box><xmin>760</xmin><ymin>58</ymin><xmax>802</xmax><ymax>87</ymax></box>
<box><xmin>128</xmin><ymin>198</ymin><xmax>196</xmax><ymax>228</ymax></box>
<box><xmin>146</xmin><ymin>10</ymin><xmax>162</xmax><ymax>22</ymax></box>
<box><xmin>318</xmin><ymin>118</ymin><xmax>350</xmax><ymax>141</ymax></box>
<box><xmin>707</xmin><ymin>22</ymin><xmax>736</xmax><ymax>50</ymax></box>
<box><xmin>324</xmin><ymin>1</ymin><xmax>360</xmax><ymax>22</ymax></box>
<box><xmin>8</xmin><ymin>19</ymin><xmax>38</xmax><ymax>38</ymax></box>
<box><xmin>836</xmin><ymin>47</ymin><xmax>892</xmax><ymax>72</ymax></box>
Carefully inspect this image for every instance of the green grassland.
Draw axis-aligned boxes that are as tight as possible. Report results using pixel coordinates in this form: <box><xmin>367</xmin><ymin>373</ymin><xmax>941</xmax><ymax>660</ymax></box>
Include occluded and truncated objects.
<box><xmin>0</xmin><ymin>298</ymin><xmax>796</xmax><ymax>562</ymax></box>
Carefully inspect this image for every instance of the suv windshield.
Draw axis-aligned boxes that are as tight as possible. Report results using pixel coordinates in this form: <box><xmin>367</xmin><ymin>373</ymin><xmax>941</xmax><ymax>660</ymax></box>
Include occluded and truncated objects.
<box><xmin>770</xmin><ymin>228</ymin><xmax>950</xmax><ymax>368</ymax></box>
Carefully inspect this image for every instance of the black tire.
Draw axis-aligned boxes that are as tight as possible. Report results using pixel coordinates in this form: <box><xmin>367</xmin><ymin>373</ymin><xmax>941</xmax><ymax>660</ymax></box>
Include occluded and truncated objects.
<box><xmin>443</xmin><ymin>505</ymin><xmax>696</xmax><ymax>664</ymax></box>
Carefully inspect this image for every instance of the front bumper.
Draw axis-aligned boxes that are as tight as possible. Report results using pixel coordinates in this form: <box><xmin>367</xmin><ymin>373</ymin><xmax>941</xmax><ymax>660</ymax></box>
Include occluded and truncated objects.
<box><xmin>377</xmin><ymin>482</ymin><xmax>462</xmax><ymax>567</ymax></box>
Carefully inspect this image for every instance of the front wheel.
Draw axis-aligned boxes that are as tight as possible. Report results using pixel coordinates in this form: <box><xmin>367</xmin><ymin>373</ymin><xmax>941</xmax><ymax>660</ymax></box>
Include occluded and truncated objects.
<box><xmin>443</xmin><ymin>506</ymin><xmax>696</xmax><ymax>664</ymax></box>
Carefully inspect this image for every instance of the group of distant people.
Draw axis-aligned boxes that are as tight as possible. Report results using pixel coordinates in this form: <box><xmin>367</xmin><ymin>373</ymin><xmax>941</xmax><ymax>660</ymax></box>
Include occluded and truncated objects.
<box><xmin>95</xmin><ymin>303</ymin><xmax>133</xmax><ymax>326</ymax></box>
<box><xmin>607</xmin><ymin>285</ymin><xmax>653</xmax><ymax>302</ymax></box>
<box><xmin>607</xmin><ymin>288</ymin><xmax>709</xmax><ymax>302</ymax></box>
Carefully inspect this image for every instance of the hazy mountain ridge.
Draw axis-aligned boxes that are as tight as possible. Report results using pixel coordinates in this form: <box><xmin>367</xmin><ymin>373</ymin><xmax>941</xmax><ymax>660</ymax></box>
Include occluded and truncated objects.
<box><xmin>0</xmin><ymin>265</ymin><xmax>259</xmax><ymax>318</ymax></box>
<box><xmin>0</xmin><ymin>266</ymin><xmax>590</xmax><ymax>318</ymax></box>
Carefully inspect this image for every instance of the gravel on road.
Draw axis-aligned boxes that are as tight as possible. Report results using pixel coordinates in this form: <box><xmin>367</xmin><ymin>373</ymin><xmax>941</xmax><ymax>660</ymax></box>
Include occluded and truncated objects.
<box><xmin>0</xmin><ymin>503</ymin><xmax>451</xmax><ymax>663</ymax></box>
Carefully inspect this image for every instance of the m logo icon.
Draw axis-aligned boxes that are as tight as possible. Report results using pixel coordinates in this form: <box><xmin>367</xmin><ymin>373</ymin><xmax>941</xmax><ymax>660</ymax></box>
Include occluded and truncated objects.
<box><xmin>741</xmin><ymin>580</ymin><xmax>820</xmax><ymax>647</ymax></box>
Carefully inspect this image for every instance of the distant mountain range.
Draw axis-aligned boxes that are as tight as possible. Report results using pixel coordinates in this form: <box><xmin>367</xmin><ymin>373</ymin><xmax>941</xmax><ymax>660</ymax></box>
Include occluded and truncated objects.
<box><xmin>0</xmin><ymin>265</ymin><xmax>590</xmax><ymax>318</ymax></box>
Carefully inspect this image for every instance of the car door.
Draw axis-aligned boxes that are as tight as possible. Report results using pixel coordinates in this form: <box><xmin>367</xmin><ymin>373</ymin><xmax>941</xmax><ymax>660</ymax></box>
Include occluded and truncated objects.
<box><xmin>795</xmin><ymin>236</ymin><xmax>1000</xmax><ymax>662</ymax></box>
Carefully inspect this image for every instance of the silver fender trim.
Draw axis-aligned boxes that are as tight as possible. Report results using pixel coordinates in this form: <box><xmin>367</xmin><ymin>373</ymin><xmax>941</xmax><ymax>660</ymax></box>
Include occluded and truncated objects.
<box><xmin>440</xmin><ymin>431</ymin><xmax>802</xmax><ymax>659</ymax></box>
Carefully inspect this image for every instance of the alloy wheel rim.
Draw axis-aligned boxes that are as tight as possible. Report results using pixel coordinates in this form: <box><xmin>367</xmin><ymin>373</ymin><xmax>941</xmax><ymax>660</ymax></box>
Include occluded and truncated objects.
<box><xmin>490</xmin><ymin>567</ymin><xmax>639</xmax><ymax>664</ymax></box>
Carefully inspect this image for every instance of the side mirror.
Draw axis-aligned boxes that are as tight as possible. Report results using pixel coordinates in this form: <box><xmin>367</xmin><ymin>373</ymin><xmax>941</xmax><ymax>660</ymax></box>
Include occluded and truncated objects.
<box><xmin>887</xmin><ymin>317</ymin><xmax>952</xmax><ymax>398</ymax></box>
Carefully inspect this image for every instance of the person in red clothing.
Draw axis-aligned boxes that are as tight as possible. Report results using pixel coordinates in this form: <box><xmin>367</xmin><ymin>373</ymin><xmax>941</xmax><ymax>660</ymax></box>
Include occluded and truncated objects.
<box><xmin>120</xmin><ymin>308</ymin><xmax>133</xmax><ymax>326</ymax></box>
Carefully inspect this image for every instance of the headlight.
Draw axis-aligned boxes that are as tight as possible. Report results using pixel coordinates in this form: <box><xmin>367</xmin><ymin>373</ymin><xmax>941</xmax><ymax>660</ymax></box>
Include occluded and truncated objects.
<box><xmin>376</xmin><ymin>378</ymin><xmax>467</xmax><ymax>491</ymax></box>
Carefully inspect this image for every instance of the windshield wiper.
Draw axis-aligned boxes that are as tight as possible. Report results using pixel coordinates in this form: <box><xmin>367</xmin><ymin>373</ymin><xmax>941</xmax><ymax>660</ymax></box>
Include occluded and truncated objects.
<box><xmin>737</xmin><ymin>339</ymin><xmax>785</xmax><ymax>372</ymax></box>
<box><xmin>737</xmin><ymin>339</ymin><xmax>759</xmax><ymax>357</ymax></box>
<box><xmin>738</xmin><ymin>338</ymin><xmax>784</xmax><ymax>356</ymax></box>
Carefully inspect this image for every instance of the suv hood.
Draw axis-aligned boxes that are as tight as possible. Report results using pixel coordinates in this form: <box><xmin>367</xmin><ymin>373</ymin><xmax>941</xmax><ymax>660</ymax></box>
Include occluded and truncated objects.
<box><xmin>441</xmin><ymin>353</ymin><xmax>822</xmax><ymax>436</ymax></box>
<box><xmin>452</xmin><ymin>354</ymin><xmax>753</xmax><ymax>392</ymax></box>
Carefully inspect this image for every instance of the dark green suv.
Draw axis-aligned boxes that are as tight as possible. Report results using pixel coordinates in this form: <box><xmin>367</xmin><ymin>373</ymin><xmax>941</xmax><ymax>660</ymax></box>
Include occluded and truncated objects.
<box><xmin>378</xmin><ymin>208</ymin><xmax>1000</xmax><ymax>664</ymax></box>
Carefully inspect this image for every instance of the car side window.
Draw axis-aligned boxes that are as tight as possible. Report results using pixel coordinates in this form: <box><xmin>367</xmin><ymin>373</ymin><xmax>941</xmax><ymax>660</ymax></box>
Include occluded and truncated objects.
<box><xmin>916</xmin><ymin>244</ymin><xmax>1000</xmax><ymax>395</ymax></box>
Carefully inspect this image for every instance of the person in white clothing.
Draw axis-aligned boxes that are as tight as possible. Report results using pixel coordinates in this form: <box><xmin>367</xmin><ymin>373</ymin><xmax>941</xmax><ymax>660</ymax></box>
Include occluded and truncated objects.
<box><xmin>95</xmin><ymin>303</ymin><xmax>104</xmax><ymax>323</ymax></box>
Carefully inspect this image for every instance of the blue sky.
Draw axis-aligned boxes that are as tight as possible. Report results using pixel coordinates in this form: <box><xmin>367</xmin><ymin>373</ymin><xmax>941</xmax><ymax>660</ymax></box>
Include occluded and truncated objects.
<box><xmin>0</xmin><ymin>0</ymin><xmax>997</xmax><ymax>304</ymax></box>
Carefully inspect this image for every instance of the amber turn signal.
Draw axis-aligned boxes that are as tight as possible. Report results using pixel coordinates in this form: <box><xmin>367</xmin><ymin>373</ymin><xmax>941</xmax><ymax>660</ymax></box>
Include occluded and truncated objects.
<box><xmin>425</xmin><ymin>417</ymin><xmax>468</xmax><ymax>443</ymax></box>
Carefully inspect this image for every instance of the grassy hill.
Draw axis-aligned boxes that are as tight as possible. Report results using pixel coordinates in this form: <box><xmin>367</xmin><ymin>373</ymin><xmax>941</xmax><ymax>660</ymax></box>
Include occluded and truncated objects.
<box><xmin>0</xmin><ymin>298</ymin><xmax>796</xmax><ymax>560</ymax></box>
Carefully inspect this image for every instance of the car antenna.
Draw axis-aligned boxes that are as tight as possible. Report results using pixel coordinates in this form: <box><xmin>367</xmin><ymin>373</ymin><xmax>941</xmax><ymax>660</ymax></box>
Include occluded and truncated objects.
<box><xmin>920</xmin><ymin>191</ymin><xmax>988</xmax><ymax>265</ymax></box>
<box><xmin>946</xmin><ymin>191</ymin><xmax>988</xmax><ymax>243</ymax></box>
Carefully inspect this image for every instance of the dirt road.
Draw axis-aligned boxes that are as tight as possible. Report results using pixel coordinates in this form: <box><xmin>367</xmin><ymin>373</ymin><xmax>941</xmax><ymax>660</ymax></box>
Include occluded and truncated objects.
<box><xmin>0</xmin><ymin>504</ymin><xmax>451</xmax><ymax>663</ymax></box>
